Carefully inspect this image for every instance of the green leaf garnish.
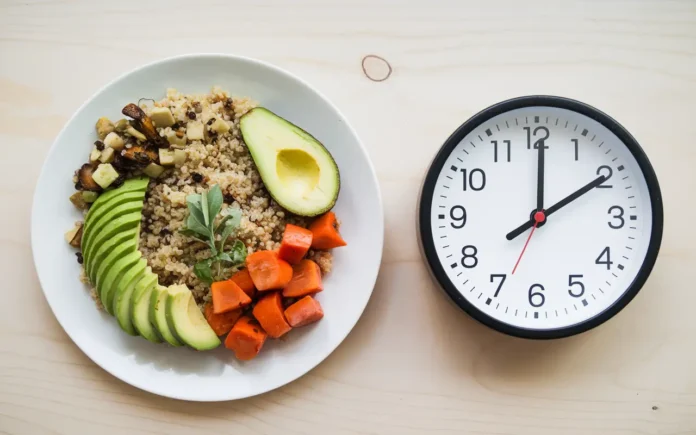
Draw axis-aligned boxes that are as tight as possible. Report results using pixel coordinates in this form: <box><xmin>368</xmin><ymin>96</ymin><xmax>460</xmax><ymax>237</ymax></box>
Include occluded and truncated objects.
<box><xmin>193</xmin><ymin>259</ymin><xmax>214</xmax><ymax>285</ymax></box>
<box><xmin>179</xmin><ymin>184</ymin><xmax>247</xmax><ymax>284</ymax></box>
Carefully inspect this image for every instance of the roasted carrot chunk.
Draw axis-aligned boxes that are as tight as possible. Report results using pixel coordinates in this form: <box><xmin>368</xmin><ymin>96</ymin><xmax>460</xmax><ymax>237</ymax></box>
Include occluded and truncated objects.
<box><xmin>230</xmin><ymin>269</ymin><xmax>256</xmax><ymax>299</ymax></box>
<box><xmin>283</xmin><ymin>259</ymin><xmax>323</xmax><ymax>298</ymax></box>
<box><xmin>245</xmin><ymin>250</ymin><xmax>293</xmax><ymax>291</ymax></box>
<box><xmin>284</xmin><ymin>296</ymin><xmax>324</xmax><ymax>328</ymax></box>
<box><xmin>252</xmin><ymin>292</ymin><xmax>292</xmax><ymax>338</ymax></box>
<box><xmin>211</xmin><ymin>280</ymin><xmax>252</xmax><ymax>314</ymax></box>
<box><xmin>278</xmin><ymin>224</ymin><xmax>313</xmax><ymax>264</ymax></box>
<box><xmin>224</xmin><ymin>315</ymin><xmax>267</xmax><ymax>361</ymax></box>
<box><xmin>309</xmin><ymin>211</ymin><xmax>346</xmax><ymax>250</ymax></box>
<box><xmin>204</xmin><ymin>302</ymin><xmax>242</xmax><ymax>336</ymax></box>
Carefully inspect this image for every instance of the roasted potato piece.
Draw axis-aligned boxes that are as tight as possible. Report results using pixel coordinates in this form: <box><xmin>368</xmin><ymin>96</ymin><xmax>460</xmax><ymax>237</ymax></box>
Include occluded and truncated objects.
<box><xmin>121</xmin><ymin>103</ymin><xmax>167</xmax><ymax>147</ymax></box>
<box><xmin>121</xmin><ymin>144</ymin><xmax>158</xmax><ymax>166</ymax></box>
<box><xmin>64</xmin><ymin>222</ymin><xmax>83</xmax><ymax>248</ymax></box>
<box><xmin>166</xmin><ymin>130</ymin><xmax>187</xmax><ymax>146</ymax></box>
<box><xmin>82</xmin><ymin>191</ymin><xmax>99</xmax><ymax>203</ymax></box>
<box><xmin>143</xmin><ymin>163</ymin><xmax>165</xmax><ymax>178</ymax></box>
<box><xmin>69</xmin><ymin>191</ymin><xmax>88</xmax><ymax>210</ymax></box>
<box><xmin>125</xmin><ymin>125</ymin><xmax>147</xmax><ymax>142</ymax></box>
<box><xmin>159</xmin><ymin>149</ymin><xmax>175</xmax><ymax>166</ymax></box>
<box><xmin>95</xmin><ymin>117</ymin><xmax>115</xmax><ymax>140</ymax></box>
<box><xmin>103</xmin><ymin>132</ymin><xmax>125</xmax><ymax>151</ymax></box>
<box><xmin>92</xmin><ymin>163</ymin><xmax>120</xmax><ymax>189</ymax></box>
<box><xmin>186</xmin><ymin>121</ymin><xmax>205</xmax><ymax>141</ymax></box>
<box><xmin>114</xmin><ymin>118</ymin><xmax>129</xmax><ymax>132</ymax></box>
<box><xmin>150</xmin><ymin>107</ymin><xmax>175</xmax><ymax>128</ymax></box>
<box><xmin>76</xmin><ymin>163</ymin><xmax>101</xmax><ymax>192</ymax></box>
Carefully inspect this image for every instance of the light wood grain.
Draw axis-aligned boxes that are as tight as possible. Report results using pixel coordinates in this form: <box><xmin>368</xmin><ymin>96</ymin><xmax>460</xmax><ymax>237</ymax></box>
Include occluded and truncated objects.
<box><xmin>2</xmin><ymin>0</ymin><xmax>696</xmax><ymax>433</ymax></box>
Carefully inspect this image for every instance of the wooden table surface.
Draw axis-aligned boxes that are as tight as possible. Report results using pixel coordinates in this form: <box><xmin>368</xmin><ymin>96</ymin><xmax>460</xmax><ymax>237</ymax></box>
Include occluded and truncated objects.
<box><xmin>2</xmin><ymin>0</ymin><xmax>696</xmax><ymax>433</ymax></box>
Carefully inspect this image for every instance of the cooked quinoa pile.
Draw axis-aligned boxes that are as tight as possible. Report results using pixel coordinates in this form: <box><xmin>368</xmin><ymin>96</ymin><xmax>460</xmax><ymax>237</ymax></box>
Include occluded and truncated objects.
<box><xmin>138</xmin><ymin>87</ymin><xmax>332</xmax><ymax>301</ymax></box>
<box><xmin>79</xmin><ymin>87</ymin><xmax>333</xmax><ymax>304</ymax></box>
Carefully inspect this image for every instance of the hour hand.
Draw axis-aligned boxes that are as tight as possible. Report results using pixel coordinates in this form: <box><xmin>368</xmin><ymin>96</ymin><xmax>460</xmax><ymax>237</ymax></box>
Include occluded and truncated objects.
<box><xmin>506</xmin><ymin>175</ymin><xmax>607</xmax><ymax>241</ymax></box>
<box><xmin>506</xmin><ymin>219</ymin><xmax>535</xmax><ymax>241</ymax></box>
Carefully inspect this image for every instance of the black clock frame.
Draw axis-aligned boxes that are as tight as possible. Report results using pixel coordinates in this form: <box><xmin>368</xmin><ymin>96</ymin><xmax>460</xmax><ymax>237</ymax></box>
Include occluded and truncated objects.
<box><xmin>418</xmin><ymin>95</ymin><xmax>664</xmax><ymax>339</ymax></box>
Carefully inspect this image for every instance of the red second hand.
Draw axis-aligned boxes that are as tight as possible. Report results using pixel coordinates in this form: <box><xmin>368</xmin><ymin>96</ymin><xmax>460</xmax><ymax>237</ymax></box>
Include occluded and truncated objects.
<box><xmin>511</xmin><ymin>211</ymin><xmax>545</xmax><ymax>275</ymax></box>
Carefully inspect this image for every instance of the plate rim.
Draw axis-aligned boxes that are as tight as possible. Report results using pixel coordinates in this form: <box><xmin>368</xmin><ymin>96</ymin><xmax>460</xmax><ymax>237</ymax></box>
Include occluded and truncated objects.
<box><xmin>30</xmin><ymin>52</ymin><xmax>384</xmax><ymax>401</ymax></box>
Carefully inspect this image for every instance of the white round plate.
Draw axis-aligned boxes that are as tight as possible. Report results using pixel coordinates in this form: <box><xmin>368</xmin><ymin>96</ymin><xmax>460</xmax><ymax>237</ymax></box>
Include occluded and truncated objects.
<box><xmin>31</xmin><ymin>54</ymin><xmax>383</xmax><ymax>401</ymax></box>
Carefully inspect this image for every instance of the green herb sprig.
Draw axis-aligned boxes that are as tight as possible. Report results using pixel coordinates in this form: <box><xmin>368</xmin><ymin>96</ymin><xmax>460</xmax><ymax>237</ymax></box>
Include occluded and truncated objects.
<box><xmin>179</xmin><ymin>184</ymin><xmax>246</xmax><ymax>284</ymax></box>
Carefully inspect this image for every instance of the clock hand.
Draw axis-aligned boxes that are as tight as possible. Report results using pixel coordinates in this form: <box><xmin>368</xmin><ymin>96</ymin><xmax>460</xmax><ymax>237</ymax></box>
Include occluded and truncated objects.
<box><xmin>505</xmin><ymin>174</ymin><xmax>607</xmax><ymax>241</ymax></box>
<box><xmin>536</xmin><ymin>138</ymin><xmax>545</xmax><ymax>211</ymax></box>
<box><xmin>511</xmin><ymin>211</ymin><xmax>545</xmax><ymax>274</ymax></box>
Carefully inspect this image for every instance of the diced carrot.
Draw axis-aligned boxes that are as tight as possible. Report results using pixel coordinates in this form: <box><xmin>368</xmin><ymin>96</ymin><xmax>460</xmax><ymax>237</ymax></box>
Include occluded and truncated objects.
<box><xmin>252</xmin><ymin>292</ymin><xmax>292</xmax><ymax>338</ymax></box>
<box><xmin>211</xmin><ymin>280</ymin><xmax>252</xmax><ymax>314</ymax></box>
<box><xmin>245</xmin><ymin>250</ymin><xmax>293</xmax><ymax>291</ymax></box>
<box><xmin>284</xmin><ymin>296</ymin><xmax>324</xmax><ymax>328</ymax></box>
<box><xmin>224</xmin><ymin>315</ymin><xmax>267</xmax><ymax>361</ymax></box>
<box><xmin>309</xmin><ymin>211</ymin><xmax>347</xmax><ymax>250</ymax></box>
<box><xmin>283</xmin><ymin>259</ymin><xmax>323</xmax><ymax>298</ymax></box>
<box><xmin>204</xmin><ymin>302</ymin><xmax>242</xmax><ymax>336</ymax></box>
<box><xmin>278</xmin><ymin>224</ymin><xmax>313</xmax><ymax>264</ymax></box>
<box><xmin>230</xmin><ymin>269</ymin><xmax>256</xmax><ymax>299</ymax></box>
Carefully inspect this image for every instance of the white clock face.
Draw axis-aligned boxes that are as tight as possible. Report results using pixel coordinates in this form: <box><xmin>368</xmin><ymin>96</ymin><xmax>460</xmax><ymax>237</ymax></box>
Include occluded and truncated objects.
<box><xmin>428</xmin><ymin>106</ymin><xmax>654</xmax><ymax>331</ymax></box>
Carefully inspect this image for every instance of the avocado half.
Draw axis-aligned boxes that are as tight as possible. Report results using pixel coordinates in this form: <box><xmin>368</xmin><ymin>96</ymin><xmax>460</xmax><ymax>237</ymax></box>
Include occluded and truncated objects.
<box><xmin>239</xmin><ymin>107</ymin><xmax>340</xmax><ymax>217</ymax></box>
<box><xmin>80</xmin><ymin>177</ymin><xmax>220</xmax><ymax>350</ymax></box>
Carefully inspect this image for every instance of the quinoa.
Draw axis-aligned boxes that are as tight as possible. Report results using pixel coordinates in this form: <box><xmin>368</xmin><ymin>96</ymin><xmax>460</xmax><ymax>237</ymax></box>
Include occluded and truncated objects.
<box><xmin>135</xmin><ymin>87</ymin><xmax>331</xmax><ymax>302</ymax></box>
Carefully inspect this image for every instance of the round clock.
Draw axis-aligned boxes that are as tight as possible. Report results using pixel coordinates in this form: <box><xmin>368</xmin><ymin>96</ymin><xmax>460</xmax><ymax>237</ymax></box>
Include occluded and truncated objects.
<box><xmin>418</xmin><ymin>96</ymin><xmax>663</xmax><ymax>339</ymax></box>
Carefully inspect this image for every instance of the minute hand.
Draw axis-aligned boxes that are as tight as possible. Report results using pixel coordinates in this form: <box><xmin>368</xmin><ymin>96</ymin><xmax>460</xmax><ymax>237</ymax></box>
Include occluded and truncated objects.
<box><xmin>505</xmin><ymin>175</ymin><xmax>607</xmax><ymax>241</ymax></box>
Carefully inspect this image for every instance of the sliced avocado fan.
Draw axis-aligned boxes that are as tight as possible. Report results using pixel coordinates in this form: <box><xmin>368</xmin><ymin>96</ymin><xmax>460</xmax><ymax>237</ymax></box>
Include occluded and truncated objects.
<box><xmin>80</xmin><ymin>176</ymin><xmax>220</xmax><ymax>351</ymax></box>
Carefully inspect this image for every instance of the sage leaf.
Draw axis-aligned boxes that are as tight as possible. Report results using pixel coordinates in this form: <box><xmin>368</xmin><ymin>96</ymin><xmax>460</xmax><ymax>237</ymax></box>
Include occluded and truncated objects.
<box><xmin>224</xmin><ymin>240</ymin><xmax>247</xmax><ymax>264</ymax></box>
<box><xmin>193</xmin><ymin>259</ymin><xmax>214</xmax><ymax>285</ymax></box>
<box><xmin>185</xmin><ymin>213</ymin><xmax>210</xmax><ymax>238</ymax></box>
<box><xmin>201</xmin><ymin>190</ymin><xmax>210</xmax><ymax>226</ymax></box>
<box><xmin>207</xmin><ymin>184</ymin><xmax>223</xmax><ymax>224</ymax></box>
<box><xmin>185</xmin><ymin>194</ymin><xmax>206</xmax><ymax>230</ymax></box>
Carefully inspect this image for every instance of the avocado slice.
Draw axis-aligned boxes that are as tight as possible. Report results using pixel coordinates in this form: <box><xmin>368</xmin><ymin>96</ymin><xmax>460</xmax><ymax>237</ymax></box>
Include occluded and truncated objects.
<box><xmin>86</xmin><ymin>228</ymin><xmax>137</xmax><ymax>283</ymax></box>
<box><xmin>149</xmin><ymin>285</ymin><xmax>184</xmax><ymax>347</ymax></box>
<box><xmin>100</xmin><ymin>250</ymin><xmax>141</xmax><ymax>316</ymax></box>
<box><xmin>82</xmin><ymin>200</ymin><xmax>143</xmax><ymax>260</ymax></box>
<box><xmin>131</xmin><ymin>270</ymin><xmax>162</xmax><ymax>343</ymax></box>
<box><xmin>239</xmin><ymin>107</ymin><xmax>340</xmax><ymax>217</ymax></box>
<box><xmin>83</xmin><ymin>176</ymin><xmax>148</xmax><ymax>220</ymax></box>
<box><xmin>82</xmin><ymin>212</ymin><xmax>141</xmax><ymax>267</ymax></box>
<box><xmin>83</xmin><ymin>191</ymin><xmax>146</xmax><ymax>240</ymax></box>
<box><xmin>113</xmin><ymin>258</ymin><xmax>147</xmax><ymax>336</ymax></box>
<box><xmin>92</xmin><ymin>238</ymin><xmax>140</xmax><ymax>304</ymax></box>
<box><xmin>166</xmin><ymin>286</ymin><xmax>220</xmax><ymax>351</ymax></box>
